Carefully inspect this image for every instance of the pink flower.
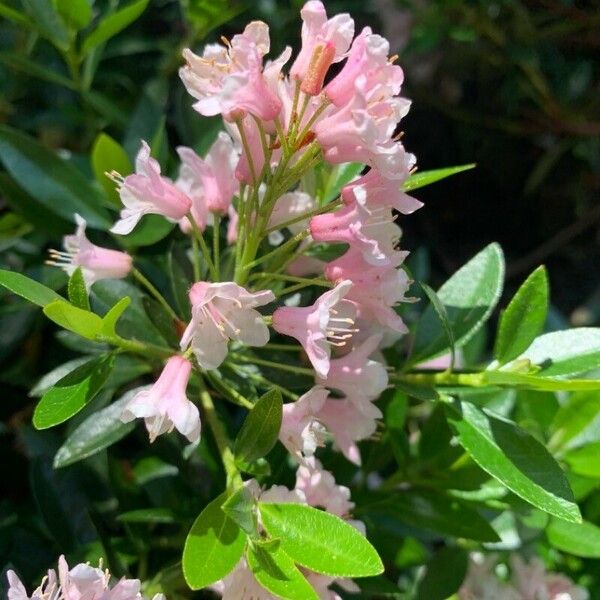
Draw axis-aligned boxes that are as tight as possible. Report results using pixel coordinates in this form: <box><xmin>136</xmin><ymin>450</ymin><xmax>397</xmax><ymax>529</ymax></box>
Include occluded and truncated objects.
<box><xmin>325</xmin><ymin>28</ymin><xmax>403</xmax><ymax>107</ymax></box>
<box><xmin>110</xmin><ymin>141</ymin><xmax>191</xmax><ymax>235</ymax></box>
<box><xmin>316</xmin><ymin>334</ymin><xmax>388</xmax><ymax>401</ymax></box>
<box><xmin>268</xmin><ymin>190</ymin><xmax>315</xmax><ymax>245</ymax></box>
<box><xmin>176</xmin><ymin>132</ymin><xmax>239</xmax><ymax>233</ymax></box>
<box><xmin>272</xmin><ymin>280</ymin><xmax>356</xmax><ymax>377</ymax></box>
<box><xmin>325</xmin><ymin>248</ymin><xmax>411</xmax><ymax>333</ymax></box>
<box><xmin>180</xmin><ymin>282</ymin><xmax>275</xmax><ymax>370</ymax></box>
<box><xmin>47</xmin><ymin>215</ymin><xmax>132</xmax><ymax>290</ymax></box>
<box><xmin>121</xmin><ymin>356</ymin><xmax>200</xmax><ymax>444</ymax></box>
<box><xmin>279</xmin><ymin>386</ymin><xmax>328</xmax><ymax>458</ymax></box>
<box><xmin>310</xmin><ymin>190</ymin><xmax>404</xmax><ymax>267</ymax></box>
<box><xmin>290</xmin><ymin>1</ymin><xmax>354</xmax><ymax>82</ymax></box>
<box><xmin>286</xmin><ymin>255</ymin><xmax>326</xmax><ymax>277</ymax></box>
<box><xmin>226</xmin><ymin>116</ymin><xmax>270</xmax><ymax>184</ymax></box>
<box><xmin>343</xmin><ymin>168</ymin><xmax>422</xmax><ymax>215</ymax></box>
<box><xmin>180</xmin><ymin>22</ymin><xmax>282</xmax><ymax>122</ymax></box>
<box><xmin>226</xmin><ymin>205</ymin><xmax>238</xmax><ymax>245</ymax></box>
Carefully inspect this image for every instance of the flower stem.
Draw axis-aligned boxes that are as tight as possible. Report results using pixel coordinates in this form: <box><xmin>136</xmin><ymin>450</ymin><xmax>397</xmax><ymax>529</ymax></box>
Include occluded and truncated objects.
<box><xmin>233</xmin><ymin>354</ymin><xmax>314</xmax><ymax>376</ymax></box>
<box><xmin>187</xmin><ymin>214</ymin><xmax>217</xmax><ymax>280</ymax></box>
<box><xmin>392</xmin><ymin>371</ymin><xmax>485</xmax><ymax>387</ymax></box>
<box><xmin>236</xmin><ymin>118</ymin><xmax>257</xmax><ymax>185</ymax></box>
<box><xmin>212</xmin><ymin>213</ymin><xmax>221</xmax><ymax>281</ymax></box>
<box><xmin>132</xmin><ymin>267</ymin><xmax>180</xmax><ymax>323</ymax></box>
<box><xmin>263</xmin><ymin>198</ymin><xmax>342</xmax><ymax>235</ymax></box>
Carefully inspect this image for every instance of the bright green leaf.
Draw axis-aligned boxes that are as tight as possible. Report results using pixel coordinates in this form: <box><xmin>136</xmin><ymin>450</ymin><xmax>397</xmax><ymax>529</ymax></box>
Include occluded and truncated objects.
<box><xmin>0</xmin><ymin>269</ymin><xmax>62</xmax><ymax>307</ymax></box>
<box><xmin>234</xmin><ymin>389</ymin><xmax>282</xmax><ymax>466</ymax></box>
<box><xmin>546</xmin><ymin>518</ymin><xmax>600</xmax><ymax>558</ymax></box>
<box><xmin>549</xmin><ymin>392</ymin><xmax>600</xmax><ymax>453</ymax></box>
<box><xmin>68</xmin><ymin>268</ymin><xmax>90</xmax><ymax>311</ymax></box>
<box><xmin>54</xmin><ymin>0</ymin><xmax>92</xmax><ymax>29</ymax></box>
<box><xmin>221</xmin><ymin>486</ymin><xmax>257</xmax><ymax>536</ymax></box>
<box><xmin>33</xmin><ymin>354</ymin><xmax>114</xmax><ymax>429</ymax></box>
<box><xmin>91</xmin><ymin>133</ymin><xmax>132</xmax><ymax>205</ymax></box>
<box><xmin>247</xmin><ymin>542</ymin><xmax>319</xmax><ymax>600</ymax></box>
<box><xmin>482</xmin><ymin>371</ymin><xmax>600</xmax><ymax>392</ymax></box>
<box><xmin>494</xmin><ymin>266</ymin><xmax>549</xmax><ymax>364</ymax></box>
<box><xmin>101</xmin><ymin>296</ymin><xmax>131</xmax><ymax>337</ymax></box>
<box><xmin>31</xmin><ymin>357</ymin><xmax>91</xmax><ymax>397</ymax></box>
<box><xmin>321</xmin><ymin>162</ymin><xmax>364</xmax><ymax>203</ymax></box>
<box><xmin>82</xmin><ymin>0</ymin><xmax>149</xmax><ymax>54</ymax></box>
<box><xmin>411</xmin><ymin>244</ymin><xmax>505</xmax><ymax>365</ymax></box>
<box><xmin>515</xmin><ymin>328</ymin><xmax>600</xmax><ymax>377</ymax></box>
<box><xmin>403</xmin><ymin>164</ymin><xmax>476</xmax><ymax>192</ymax></box>
<box><xmin>44</xmin><ymin>300</ymin><xmax>103</xmax><ymax>339</ymax></box>
<box><xmin>259</xmin><ymin>502</ymin><xmax>384</xmax><ymax>578</ymax></box>
<box><xmin>183</xmin><ymin>493</ymin><xmax>246</xmax><ymax>590</ymax></box>
<box><xmin>446</xmin><ymin>400</ymin><xmax>580</xmax><ymax>522</ymax></box>
<box><xmin>421</xmin><ymin>282</ymin><xmax>456</xmax><ymax>370</ymax></box>
<box><xmin>565</xmin><ymin>442</ymin><xmax>600</xmax><ymax>478</ymax></box>
<box><xmin>53</xmin><ymin>388</ymin><xmax>137</xmax><ymax>468</ymax></box>
<box><xmin>0</xmin><ymin>126</ymin><xmax>111</xmax><ymax>228</ymax></box>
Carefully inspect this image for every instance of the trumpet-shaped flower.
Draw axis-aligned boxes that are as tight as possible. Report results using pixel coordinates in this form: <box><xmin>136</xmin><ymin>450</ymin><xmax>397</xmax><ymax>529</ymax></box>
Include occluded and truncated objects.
<box><xmin>47</xmin><ymin>215</ymin><xmax>132</xmax><ymax>290</ymax></box>
<box><xmin>110</xmin><ymin>141</ymin><xmax>191</xmax><ymax>235</ymax></box>
<box><xmin>272</xmin><ymin>280</ymin><xmax>356</xmax><ymax>377</ymax></box>
<box><xmin>121</xmin><ymin>356</ymin><xmax>200</xmax><ymax>444</ymax></box>
<box><xmin>181</xmin><ymin>281</ymin><xmax>275</xmax><ymax>370</ymax></box>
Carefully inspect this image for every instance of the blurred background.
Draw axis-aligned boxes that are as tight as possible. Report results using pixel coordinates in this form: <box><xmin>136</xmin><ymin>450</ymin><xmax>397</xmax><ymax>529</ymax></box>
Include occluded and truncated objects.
<box><xmin>1</xmin><ymin>0</ymin><xmax>599</xmax><ymax>586</ymax></box>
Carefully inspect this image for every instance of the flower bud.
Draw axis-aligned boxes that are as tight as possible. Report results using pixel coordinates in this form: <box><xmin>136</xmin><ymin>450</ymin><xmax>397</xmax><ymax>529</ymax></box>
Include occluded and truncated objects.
<box><xmin>300</xmin><ymin>41</ymin><xmax>336</xmax><ymax>96</ymax></box>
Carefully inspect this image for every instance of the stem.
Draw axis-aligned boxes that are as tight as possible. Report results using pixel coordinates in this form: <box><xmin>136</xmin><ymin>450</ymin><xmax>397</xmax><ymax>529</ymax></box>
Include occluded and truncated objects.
<box><xmin>132</xmin><ymin>267</ymin><xmax>179</xmax><ymax>323</ymax></box>
<box><xmin>392</xmin><ymin>371</ymin><xmax>485</xmax><ymax>387</ymax></box>
<box><xmin>191</xmin><ymin>234</ymin><xmax>201</xmax><ymax>281</ymax></box>
<box><xmin>198</xmin><ymin>377</ymin><xmax>242</xmax><ymax>490</ymax></box>
<box><xmin>233</xmin><ymin>354</ymin><xmax>314</xmax><ymax>376</ymax></box>
<box><xmin>187</xmin><ymin>215</ymin><xmax>217</xmax><ymax>280</ymax></box>
<box><xmin>205</xmin><ymin>369</ymin><xmax>254</xmax><ymax>409</ymax></box>
<box><xmin>243</xmin><ymin>230</ymin><xmax>311</xmax><ymax>271</ymax></box>
<box><xmin>236</xmin><ymin>119</ymin><xmax>257</xmax><ymax>185</ymax></box>
<box><xmin>264</xmin><ymin>199</ymin><xmax>342</xmax><ymax>235</ymax></box>
<box><xmin>251</xmin><ymin>272</ymin><xmax>332</xmax><ymax>289</ymax></box>
<box><xmin>99</xmin><ymin>334</ymin><xmax>173</xmax><ymax>359</ymax></box>
<box><xmin>212</xmin><ymin>213</ymin><xmax>221</xmax><ymax>281</ymax></box>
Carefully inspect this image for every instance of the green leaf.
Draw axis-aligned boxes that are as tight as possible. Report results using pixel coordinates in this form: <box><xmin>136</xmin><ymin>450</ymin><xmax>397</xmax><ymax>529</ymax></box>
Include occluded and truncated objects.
<box><xmin>91</xmin><ymin>133</ymin><xmax>132</xmax><ymax>206</ymax></box>
<box><xmin>482</xmin><ymin>371</ymin><xmax>600</xmax><ymax>392</ymax></box>
<box><xmin>221</xmin><ymin>486</ymin><xmax>257</xmax><ymax>536</ymax></box>
<box><xmin>31</xmin><ymin>357</ymin><xmax>91</xmax><ymax>397</ymax></box>
<box><xmin>446</xmin><ymin>400</ymin><xmax>580</xmax><ymax>522</ymax></box>
<box><xmin>54</xmin><ymin>0</ymin><xmax>92</xmax><ymax>29</ymax></box>
<box><xmin>21</xmin><ymin>0</ymin><xmax>70</xmax><ymax>50</ymax></box>
<box><xmin>0</xmin><ymin>126</ymin><xmax>111</xmax><ymax>228</ymax></box>
<box><xmin>494</xmin><ymin>266</ymin><xmax>549</xmax><ymax>364</ymax></box>
<box><xmin>259</xmin><ymin>503</ymin><xmax>384</xmax><ymax>578</ymax></box>
<box><xmin>403</xmin><ymin>164</ymin><xmax>476</xmax><ymax>192</ymax></box>
<box><xmin>182</xmin><ymin>0</ymin><xmax>245</xmax><ymax>39</ymax></box>
<box><xmin>119</xmin><ymin>214</ymin><xmax>174</xmax><ymax>248</ymax></box>
<box><xmin>44</xmin><ymin>300</ymin><xmax>103</xmax><ymax>339</ymax></box>
<box><xmin>411</xmin><ymin>243</ymin><xmax>505</xmax><ymax>364</ymax></box>
<box><xmin>101</xmin><ymin>296</ymin><xmax>131</xmax><ymax>337</ymax></box>
<box><xmin>321</xmin><ymin>162</ymin><xmax>364</xmax><ymax>203</ymax></box>
<box><xmin>515</xmin><ymin>328</ymin><xmax>600</xmax><ymax>377</ymax></box>
<box><xmin>420</xmin><ymin>282</ymin><xmax>456</xmax><ymax>370</ymax></box>
<box><xmin>142</xmin><ymin>297</ymin><xmax>180</xmax><ymax>346</ymax></box>
<box><xmin>416</xmin><ymin>547</ymin><xmax>468</xmax><ymax>600</ymax></box>
<box><xmin>565</xmin><ymin>442</ymin><xmax>600</xmax><ymax>478</ymax></box>
<box><xmin>117</xmin><ymin>508</ymin><xmax>177</xmax><ymax>524</ymax></box>
<box><xmin>247</xmin><ymin>542</ymin><xmax>319</xmax><ymax>600</ymax></box>
<box><xmin>68</xmin><ymin>268</ymin><xmax>90</xmax><ymax>311</ymax></box>
<box><xmin>0</xmin><ymin>2</ymin><xmax>34</xmax><ymax>27</ymax></box>
<box><xmin>53</xmin><ymin>388</ymin><xmax>137</xmax><ymax>468</ymax></box>
<box><xmin>0</xmin><ymin>52</ymin><xmax>75</xmax><ymax>89</ymax></box>
<box><xmin>546</xmin><ymin>518</ymin><xmax>600</xmax><ymax>558</ymax></box>
<box><xmin>0</xmin><ymin>269</ymin><xmax>62</xmax><ymax>307</ymax></box>
<box><xmin>33</xmin><ymin>354</ymin><xmax>114</xmax><ymax>429</ymax></box>
<box><xmin>82</xmin><ymin>0</ymin><xmax>149</xmax><ymax>54</ymax></box>
<box><xmin>549</xmin><ymin>391</ymin><xmax>600</xmax><ymax>453</ymax></box>
<box><xmin>360</xmin><ymin>490</ymin><xmax>499</xmax><ymax>542</ymax></box>
<box><xmin>183</xmin><ymin>493</ymin><xmax>246</xmax><ymax>590</ymax></box>
<box><xmin>234</xmin><ymin>389</ymin><xmax>282</xmax><ymax>466</ymax></box>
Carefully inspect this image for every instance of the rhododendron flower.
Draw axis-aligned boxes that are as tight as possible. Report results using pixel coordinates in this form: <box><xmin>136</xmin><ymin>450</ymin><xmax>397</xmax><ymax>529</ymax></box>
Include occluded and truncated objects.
<box><xmin>180</xmin><ymin>282</ymin><xmax>275</xmax><ymax>370</ymax></box>
<box><xmin>268</xmin><ymin>190</ymin><xmax>315</xmax><ymax>244</ymax></box>
<box><xmin>290</xmin><ymin>1</ymin><xmax>354</xmax><ymax>82</ymax></box>
<box><xmin>310</xmin><ymin>192</ymin><xmax>404</xmax><ymax>266</ymax></box>
<box><xmin>459</xmin><ymin>553</ymin><xmax>518</xmax><ymax>600</ymax></box>
<box><xmin>316</xmin><ymin>334</ymin><xmax>388</xmax><ymax>401</ymax></box>
<box><xmin>110</xmin><ymin>141</ymin><xmax>192</xmax><ymax>235</ymax></box>
<box><xmin>180</xmin><ymin>21</ymin><xmax>283</xmax><ymax>122</ymax></box>
<box><xmin>326</xmin><ymin>247</ymin><xmax>411</xmax><ymax>333</ymax></box>
<box><xmin>47</xmin><ymin>214</ymin><xmax>132</xmax><ymax>290</ymax></box>
<box><xmin>272</xmin><ymin>280</ymin><xmax>356</xmax><ymax>377</ymax></box>
<box><xmin>279</xmin><ymin>386</ymin><xmax>328</xmax><ymax>458</ymax></box>
<box><xmin>121</xmin><ymin>356</ymin><xmax>200</xmax><ymax>443</ymax></box>
<box><xmin>286</xmin><ymin>254</ymin><xmax>326</xmax><ymax>277</ymax></box>
<box><xmin>176</xmin><ymin>132</ymin><xmax>239</xmax><ymax>232</ymax></box>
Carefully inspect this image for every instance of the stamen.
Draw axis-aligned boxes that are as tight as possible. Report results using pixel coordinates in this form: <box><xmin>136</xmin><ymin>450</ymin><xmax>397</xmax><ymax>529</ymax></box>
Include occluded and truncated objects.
<box><xmin>106</xmin><ymin>170</ymin><xmax>124</xmax><ymax>185</ymax></box>
<box><xmin>389</xmin><ymin>54</ymin><xmax>399</xmax><ymax>64</ymax></box>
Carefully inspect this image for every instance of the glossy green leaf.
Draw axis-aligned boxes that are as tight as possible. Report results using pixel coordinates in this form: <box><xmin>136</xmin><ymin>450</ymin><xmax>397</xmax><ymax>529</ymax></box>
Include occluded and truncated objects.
<box><xmin>360</xmin><ymin>490</ymin><xmax>499</xmax><ymax>542</ymax></box>
<box><xmin>101</xmin><ymin>297</ymin><xmax>131</xmax><ymax>337</ymax></box>
<box><xmin>0</xmin><ymin>269</ymin><xmax>62</xmax><ymax>307</ymax></box>
<box><xmin>515</xmin><ymin>328</ymin><xmax>600</xmax><ymax>377</ymax></box>
<box><xmin>411</xmin><ymin>244</ymin><xmax>505</xmax><ymax>364</ymax></box>
<box><xmin>22</xmin><ymin>0</ymin><xmax>69</xmax><ymax>49</ymax></box>
<box><xmin>403</xmin><ymin>163</ymin><xmax>476</xmax><ymax>192</ymax></box>
<box><xmin>68</xmin><ymin>268</ymin><xmax>90</xmax><ymax>311</ymax></box>
<box><xmin>421</xmin><ymin>282</ymin><xmax>455</xmax><ymax>369</ymax></box>
<box><xmin>494</xmin><ymin>266</ymin><xmax>549</xmax><ymax>364</ymax></box>
<box><xmin>30</xmin><ymin>357</ymin><xmax>91</xmax><ymax>397</ymax></box>
<box><xmin>82</xmin><ymin>0</ymin><xmax>149</xmax><ymax>54</ymax></box>
<box><xmin>549</xmin><ymin>392</ymin><xmax>600</xmax><ymax>453</ymax></box>
<box><xmin>0</xmin><ymin>126</ymin><xmax>111</xmax><ymax>228</ymax></box>
<box><xmin>53</xmin><ymin>388</ymin><xmax>137</xmax><ymax>468</ymax></box>
<box><xmin>259</xmin><ymin>502</ymin><xmax>384</xmax><ymax>578</ymax></box>
<box><xmin>183</xmin><ymin>493</ymin><xmax>246</xmax><ymax>590</ymax></box>
<box><xmin>119</xmin><ymin>215</ymin><xmax>174</xmax><ymax>248</ymax></box>
<box><xmin>235</xmin><ymin>389</ymin><xmax>282</xmax><ymax>466</ymax></box>
<box><xmin>446</xmin><ymin>400</ymin><xmax>580</xmax><ymax>522</ymax></box>
<box><xmin>91</xmin><ymin>133</ymin><xmax>132</xmax><ymax>205</ymax></box>
<box><xmin>247</xmin><ymin>542</ymin><xmax>319</xmax><ymax>600</ymax></box>
<box><xmin>33</xmin><ymin>355</ymin><xmax>114</xmax><ymax>429</ymax></box>
<box><xmin>546</xmin><ymin>518</ymin><xmax>600</xmax><ymax>558</ymax></box>
<box><xmin>221</xmin><ymin>486</ymin><xmax>257</xmax><ymax>537</ymax></box>
<box><xmin>416</xmin><ymin>547</ymin><xmax>468</xmax><ymax>600</ymax></box>
<box><xmin>54</xmin><ymin>0</ymin><xmax>92</xmax><ymax>29</ymax></box>
<box><xmin>44</xmin><ymin>300</ymin><xmax>103</xmax><ymax>339</ymax></box>
<box><xmin>482</xmin><ymin>371</ymin><xmax>600</xmax><ymax>392</ymax></box>
<box><xmin>141</xmin><ymin>297</ymin><xmax>180</xmax><ymax>346</ymax></box>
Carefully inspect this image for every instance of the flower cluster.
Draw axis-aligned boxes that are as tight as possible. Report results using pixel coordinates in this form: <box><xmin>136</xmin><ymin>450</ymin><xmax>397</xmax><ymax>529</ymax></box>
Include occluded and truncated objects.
<box><xmin>7</xmin><ymin>556</ymin><xmax>164</xmax><ymax>600</ymax></box>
